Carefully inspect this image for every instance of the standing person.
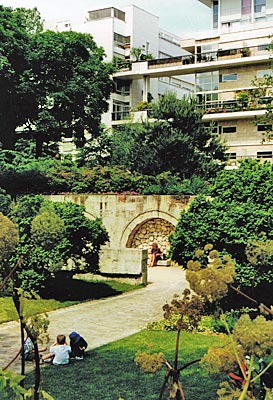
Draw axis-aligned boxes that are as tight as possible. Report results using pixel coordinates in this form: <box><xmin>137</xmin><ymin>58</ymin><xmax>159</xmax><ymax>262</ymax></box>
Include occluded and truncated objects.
<box><xmin>69</xmin><ymin>331</ymin><xmax>88</xmax><ymax>360</ymax></box>
<box><xmin>149</xmin><ymin>242</ymin><xmax>162</xmax><ymax>267</ymax></box>
<box><xmin>42</xmin><ymin>334</ymin><xmax>71</xmax><ymax>365</ymax></box>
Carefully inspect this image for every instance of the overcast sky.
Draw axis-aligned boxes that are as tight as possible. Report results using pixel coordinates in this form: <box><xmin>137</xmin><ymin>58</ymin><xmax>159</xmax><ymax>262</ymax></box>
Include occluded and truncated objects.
<box><xmin>0</xmin><ymin>0</ymin><xmax>211</xmax><ymax>36</ymax></box>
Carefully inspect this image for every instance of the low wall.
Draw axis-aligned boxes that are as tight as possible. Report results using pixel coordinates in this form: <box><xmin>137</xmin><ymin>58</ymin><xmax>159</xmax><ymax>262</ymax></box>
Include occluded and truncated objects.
<box><xmin>99</xmin><ymin>248</ymin><xmax>148</xmax><ymax>285</ymax></box>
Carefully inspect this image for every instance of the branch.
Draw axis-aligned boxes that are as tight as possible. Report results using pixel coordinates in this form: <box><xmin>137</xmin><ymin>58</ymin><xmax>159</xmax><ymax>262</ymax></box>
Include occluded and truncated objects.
<box><xmin>230</xmin><ymin>284</ymin><xmax>273</xmax><ymax>316</ymax></box>
<box><xmin>0</xmin><ymin>256</ymin><xmax>24</xmax><ymax>290</ymax></box>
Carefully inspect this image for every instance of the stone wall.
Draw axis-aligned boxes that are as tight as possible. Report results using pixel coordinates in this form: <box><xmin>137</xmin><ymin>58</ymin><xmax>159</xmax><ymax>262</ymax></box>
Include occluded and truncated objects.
<box><xmin>128</xmin><ymin>218</ymin><xmax>174</xmax><ymax>256</ymax></box>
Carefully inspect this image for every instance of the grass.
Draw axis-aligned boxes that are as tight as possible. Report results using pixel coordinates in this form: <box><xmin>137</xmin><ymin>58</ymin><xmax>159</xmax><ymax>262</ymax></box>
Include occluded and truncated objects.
<box><xmin>0</xmin><ymin>275</ymin><xmax>143</xmax><ymax>324</ymax></box>
<box><xmin>25</xmin><ymin>330</ymin><xmax>223</xmax><ymax>400</ymax></box>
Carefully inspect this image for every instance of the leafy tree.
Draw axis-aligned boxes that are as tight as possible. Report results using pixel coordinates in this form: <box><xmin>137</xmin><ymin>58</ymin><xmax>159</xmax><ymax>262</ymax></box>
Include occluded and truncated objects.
<box><xmin>0</xmin><ymin>213</ymin><xmax>18</xmax><ymax>266</ymax></box>
<box><xmin>0</xmin><ymin>188</ymin><xmax>12</xmax><ymax>215</ymax></box>
<box><xmin>8</xmin><ymin>195</ymin><xmax>109</xmax><ymax>291</ymax></box>
<box><xmin>20</xmin><ymin>30</ymin><xmax>113</xmax><ymax>157</ymax></box>
<box><xmin>170</xmin><ymin>159</ymin><xmax>273</xmax><ymax>265</ymax></box>
<box><xmin>0</xmin><ymin>6</ymin><xmax>113</xmax><ymax>156</ymax></box>
<box><xmin>0</xmin><ymin>6</ymin><xmax>32</xmax><ymax>149</ymax></box>
<box><xmin>110</xmin><ymin>93</ymin><xmax>227</xmax><ymax>179</ymax></box>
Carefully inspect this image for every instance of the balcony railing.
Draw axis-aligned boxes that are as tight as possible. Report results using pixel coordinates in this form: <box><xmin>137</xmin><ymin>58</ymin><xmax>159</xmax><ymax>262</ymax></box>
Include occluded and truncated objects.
<box><xmin>197</xmin><ymin>96</ymin><xmax>273</xmax><ymax>114</ymax></box>
<box><xmin>111</xmin><ymin>110</ymin><xmax>130</xmax><ymax>121</ymax></box>
<box><xmin>148</xmin><ymin>44</ymin><xmax>270</xmax><ymax>69</ymax></box>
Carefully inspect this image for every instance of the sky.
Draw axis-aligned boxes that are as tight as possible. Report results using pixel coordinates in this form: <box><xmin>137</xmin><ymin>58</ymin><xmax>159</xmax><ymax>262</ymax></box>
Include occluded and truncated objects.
<box><xmin>0</xmin><ymin>0</ymin><xmax>211</xmax><ymax>36</ymax></box>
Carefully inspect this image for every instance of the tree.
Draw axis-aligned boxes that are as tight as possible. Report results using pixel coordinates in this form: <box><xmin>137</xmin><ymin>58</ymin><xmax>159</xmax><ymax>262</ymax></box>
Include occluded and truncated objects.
<box><xmin>24</xmin><ymin>30</ymin><xmax>113</xmax><ymax>157</ymax></box>
<box><xmin>0</xmin><ymin>6</ymin><xmax>32</xmax><ymax>149</ymax></box>
<box><xmin>0</xmin><ymin>6</ymin><xmax>114</xmax><ymax>156</ymax></box>
<box><xmin>7</xmin><ymin>195</ymin><xmax>109</xmax><ymax>291</ymax></box>
<box><xmin>169</xmin><ymin>159</ymin><xmax>273</xmax><ymax>302</ymax></box>
<box><xmin>110</xmin><ymin>93</ymin><xmax>227</xmax><ymax>179</ymax></box>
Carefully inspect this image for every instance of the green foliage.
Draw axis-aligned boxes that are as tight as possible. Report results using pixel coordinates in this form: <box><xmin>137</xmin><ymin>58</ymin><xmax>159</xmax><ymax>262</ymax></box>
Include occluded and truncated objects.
<box><xmin>134</xmin><ymin>351</ymin><xmax>165</xmax><ymax>373</ymax></box>
<box><xmin>169</xmin><ymin>160</ymin><xmax>273</xmax><ymax>295</ymax></box>
<box><xmin>109</xmin><ymin>93</ymin><xmax>227</xmax><ymax>180</ymax></box>
<box><xmin>147</xmin><ymin>313</ymin><xmax>181</xmax><ymax>331</ymax></box>
<box><xmin>31</xmin><ymin>210</ymin><xmax>66</xmax><ymax>250</ymax></box>
<box><xmin>24</xmin><ymin>330</ymin><xmax>223</xmax><ymax>400</ymax></box>
<box><xmin>0</xmin><ymin>188</ymin><xmax>12</xmax><ymax>215</ymax></box>
<box><xmin>186</xmin><ymin>247</ymin><xmax>236</xmax><ymax>303</ymax></box>
<box><xmin>6</xmin><ymin>195</ymin><xmax>109</xmax><ymax>290</ymax></box>
<box><xmin>163</xmin><ymin>289</ymin><xmax>204</xmax><ymax>332</ymax></box>
<box><xmin>0</xmin><ymin>213</ymin><xmax>19</xmax><ymax>263</ymax></box>
<box><xmin>0</xmin><ymin>5</ymin><xmax>113</xmax><ymax>155</ymax></box>
<box><xmin>0</xmin><ymin>369</ymin><xmax>31</xmax><ymax>399</ymax></box>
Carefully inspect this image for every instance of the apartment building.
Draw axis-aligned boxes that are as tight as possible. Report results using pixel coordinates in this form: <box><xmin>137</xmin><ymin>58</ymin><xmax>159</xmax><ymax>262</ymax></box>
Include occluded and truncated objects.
<box><xmin>114</xmin><ymin>0</ymin><xmax>273</xmax><ymax>162</ymax></box>
<box><xmin>191</xmin><ymin>0</ymin><xmax>273</xmax><ymax>161</ymax></box>
<box><xmin>45</xmin><ymin>5</ymin><xmax>194</xmax><ymax>129</ymax></box>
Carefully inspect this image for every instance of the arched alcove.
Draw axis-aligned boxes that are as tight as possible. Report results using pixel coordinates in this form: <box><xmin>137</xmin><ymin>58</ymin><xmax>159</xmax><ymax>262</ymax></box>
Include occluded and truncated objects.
<box><xmin>126</xmin><ymin>217</ymin><xmax>174</xmax><ymax>256</ymax></box>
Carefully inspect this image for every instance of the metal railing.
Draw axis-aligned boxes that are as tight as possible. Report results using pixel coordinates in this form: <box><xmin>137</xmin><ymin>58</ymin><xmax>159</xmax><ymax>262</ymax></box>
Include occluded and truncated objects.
<box><xmin>147</xmin><ymin>44</ymin><xmax>271</xmax><ymax>69</ymax></box>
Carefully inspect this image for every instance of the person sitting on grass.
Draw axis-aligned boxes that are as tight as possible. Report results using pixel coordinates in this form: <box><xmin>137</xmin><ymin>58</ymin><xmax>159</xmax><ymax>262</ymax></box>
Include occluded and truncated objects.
<box><xmin>69</xmin><ymin>331</ymin><xmax>88</xmax><ymax>360</ymax></box>
<box><xmin>24</xmin><ymin>337</ymin><xmax>47</xmax><ymax>361</ymax></box>
<box><xmin>42</xmin><ymin>334</ymin><xmax>71</xmax><ymax>365</ymax></box>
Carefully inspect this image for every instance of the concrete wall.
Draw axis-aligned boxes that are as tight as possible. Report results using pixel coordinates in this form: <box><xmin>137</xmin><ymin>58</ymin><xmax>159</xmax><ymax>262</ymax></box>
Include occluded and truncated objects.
<box><xmin>46</xmin><ymin>194</ymin><xmax>193</xmax><ymax>281</ymax></box>
<box><xmin>99</xmin><ymin>247</ymin><xmax>148</xmax><ymax>285</ymax></box>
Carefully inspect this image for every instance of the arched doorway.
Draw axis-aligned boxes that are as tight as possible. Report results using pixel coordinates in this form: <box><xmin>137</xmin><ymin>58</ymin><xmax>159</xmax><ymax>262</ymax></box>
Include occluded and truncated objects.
<box><xmin>126</xmin><ymin>217</ymin><xmax>174</xmax><ymax>257</ymax></box>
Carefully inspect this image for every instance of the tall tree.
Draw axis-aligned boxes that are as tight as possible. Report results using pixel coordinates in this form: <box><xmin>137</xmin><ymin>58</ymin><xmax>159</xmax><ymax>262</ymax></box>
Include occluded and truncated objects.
<box><xmin>0</xmin><ymin>6</ymin><xmax>113</xmax><ymax>156</ymax></box>
<box><xmin>24</xmin><ymin>30</ymin><xmax>113</xmax><ymax>157</ymax></box>
<box><xmin>0</xmin><ymin>6</ymin><xmax>32</xmax><ymax>149</ymax></box>
<box><xmin>110</xmin><ymin>93</ymin><xmax>227</xmax><ymax>179</ymax></box>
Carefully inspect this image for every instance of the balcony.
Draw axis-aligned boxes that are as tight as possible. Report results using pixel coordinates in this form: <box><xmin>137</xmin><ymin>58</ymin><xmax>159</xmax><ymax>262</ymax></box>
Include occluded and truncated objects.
<box><xmin>114</xmin><ymin>44</ymin><xmax>271</xmax><ymax>81</ymax></box>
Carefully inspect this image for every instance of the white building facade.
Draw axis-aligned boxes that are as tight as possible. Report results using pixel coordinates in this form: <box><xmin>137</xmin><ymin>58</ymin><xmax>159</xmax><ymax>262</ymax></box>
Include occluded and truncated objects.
<box><xmin>45</xmin><ymin>5</ymin><xmax>194</xmax><ymax>129</ymax></box>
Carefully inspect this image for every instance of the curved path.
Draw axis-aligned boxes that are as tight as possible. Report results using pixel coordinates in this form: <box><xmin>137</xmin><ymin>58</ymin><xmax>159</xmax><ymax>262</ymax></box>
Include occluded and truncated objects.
<box><xmin>0</xmin><ymin>266</ymin><xmax>187</xmax><ymax>373</ymax></box>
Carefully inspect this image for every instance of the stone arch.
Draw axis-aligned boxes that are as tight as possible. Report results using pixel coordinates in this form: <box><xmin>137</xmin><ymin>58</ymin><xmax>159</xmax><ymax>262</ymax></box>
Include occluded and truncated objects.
<box><xmin>120</xmin><ymin>211</ymin><xmax>177</xmax><ymax>255</ymax></box>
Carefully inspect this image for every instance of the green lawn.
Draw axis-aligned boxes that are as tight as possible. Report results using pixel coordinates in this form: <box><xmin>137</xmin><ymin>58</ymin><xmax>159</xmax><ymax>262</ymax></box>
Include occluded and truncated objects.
<box><xmin>25</xmin><ymin>330</ymin><xmax>223</xmax><ymax>400</ymax></box>
<box><xmin>0</xmin><ymin>277</ymin><xmax>143</xmax><ymax>324</ymax></box>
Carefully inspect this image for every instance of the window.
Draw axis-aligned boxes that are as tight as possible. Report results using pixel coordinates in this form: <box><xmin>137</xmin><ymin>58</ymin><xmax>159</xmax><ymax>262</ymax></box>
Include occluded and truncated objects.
<box><xmin>87</xmin><ymin>7</ymin><xmax>125</xmax><ymax>21</ymax></box>
<box><xmin>222</xmin><ymin>73</ymin><xmax>238</xmax><ymax>82</ymax></box>
<box><xmin>213</xmin><ymin>1</ymin><xmax>219</xmax><ymax>29</ymax></box>
<box><xmin>227</xmin><ymin>152</ymin><xmax>237</xmax><ymax>159</ymax></box>
<box><xmin>258</xmin><ymin>44</ymin><xmax>269</xmax><ymax>51</ymax></box>
<box><xmin>254</xmin><ymin>0</ymin><xmax>266</xmax><ymax>13</ymax></box>
<box><xmin>114</xmin><ymin>8</ymin><xmax>125</xmax><ymax>21</ymax></box>
<box><xmin>222</xmin><ymin>126</ymin><xmax>237</xmax><ymax>133</ymax></box>
<box><xmin>257</xmin><ymin>69</ymin><xmax>272</xmax><ymax>78</ymax></box>
<box><xmin>115</xmin><ymin>79</ymin><xmax>130</xmax><ymax>96</ymax></box>
<box><xmin>196</xmin><ymin>71</ymin><xmax>219</xmax><ymax>92</ymax></box>
<box><xmin>257</xmin><ymin>151</ymin><xmax>272</xmax><ymax>158</ymax></box>
<box><xmin>257</xmin><ymin>124</ymin><xmax>272</xmax><ymax>131</ymax></box>
<box><xmin>87</xmin><ymin>8</ymin><xmax>112</xmax><ymax>20</ymax></box>
<box><xmin>112</xmin><ymin>101</ymin><xmax>130</xmax><ymax>121</ymax></box>
<box><xmin>114</xmin><ymin>33</ymin><xmax>130</xmax><ymax>47</ymax></box>
<box><xmin>204</xmin><ymin>122</ymin><xmax>219</xmax><ymax>135</ymax></box>
<box><xmin>242</xmin><ymin>0</ymin><xmax>251</xmax><ymax>15</ymax></box>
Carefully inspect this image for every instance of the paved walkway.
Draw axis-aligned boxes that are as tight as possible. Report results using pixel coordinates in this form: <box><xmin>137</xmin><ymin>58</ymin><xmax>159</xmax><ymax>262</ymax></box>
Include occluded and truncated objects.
<box><xmin>0</xmin><ymin>266</ymin><xmax>187</xmax><ymax>374</ymax></box>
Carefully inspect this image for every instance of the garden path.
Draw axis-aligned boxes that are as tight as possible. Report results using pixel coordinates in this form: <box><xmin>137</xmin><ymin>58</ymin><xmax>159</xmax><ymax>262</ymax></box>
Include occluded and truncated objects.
<box><xmin>0</xmin><ymin>266</ymin><xmax>187</xmax><ymax>374</ymax></box>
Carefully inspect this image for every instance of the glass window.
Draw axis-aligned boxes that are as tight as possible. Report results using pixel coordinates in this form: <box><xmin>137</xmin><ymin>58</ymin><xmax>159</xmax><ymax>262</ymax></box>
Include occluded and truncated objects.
<box><xmin>114</xmin><ymin>8</ymin><xmax>126</xmax><ymax>21</ymax></box>
<box><xmin>257</xmin><ymin>124</ymin><xmax>272</xmax><ymax>131</ymax></box>
<box><xmin>213</xmin><ymin>1</ymin><xmax>219</xmax><ymax>29</ymax></box>
<box><xmin>88</xmin><ymin>8</ymin><xmax>112</xmax><ymax>20</ymax></box>
<box><xmin>222</xmin><ymin>73</ymin><xmax>238</xmax><ymax>82</ymax></box>
<box><xmin>257</xmin><ymin>151</ymin><xmax>272</xmax><ymax>158</ymax></box>
<box><xmin>242</xmin><ymin>0</ymin><xmax>252</xmax><ymax>15</ymax></box>
<box><xmin>227</xmin><ymin>152</ymin><xmax>237</xmax><ymax>159</ymax></box>
<box><xmin>222</xmin><ymin>126</ymin><xmax>237</xmax><ymax>133</ymax></box>
<box><xmin>196</xmin><ymin>71</ymin><xmax>219</xmax><ymax>92</ymax></box>
<box><xmin>257</xmin><ymin>69</ymin><xmax>272</xmax><ymax>78</ymax></box>
<box><xmin>254</xmin><ymin>0</ymin><xmax>266</xmax><ymax>13</ymax></box>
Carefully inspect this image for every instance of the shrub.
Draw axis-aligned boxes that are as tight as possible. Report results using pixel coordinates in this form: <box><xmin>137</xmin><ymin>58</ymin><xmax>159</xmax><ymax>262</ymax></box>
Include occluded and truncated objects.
<box><xmin>134</xmin><ymin>350</ymin><xmax>165</xmax><ymax>373</ymax></box>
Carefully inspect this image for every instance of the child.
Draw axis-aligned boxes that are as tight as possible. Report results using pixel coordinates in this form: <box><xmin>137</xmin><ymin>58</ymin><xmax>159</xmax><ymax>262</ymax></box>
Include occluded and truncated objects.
<box><xmin>69</xmin><ymin>331</ymin><xmax>88</xmax><ymax>360</ymax></box>
<box><xmin>42</xmin><ymin>334</ymin><xmax>71</xmax><ymax>365</ymax></box>
<box><xmin>24</xmin><ymin>337</ymin><xmax>47</xmax><ymax>361</ymax></box>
